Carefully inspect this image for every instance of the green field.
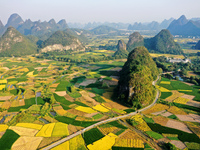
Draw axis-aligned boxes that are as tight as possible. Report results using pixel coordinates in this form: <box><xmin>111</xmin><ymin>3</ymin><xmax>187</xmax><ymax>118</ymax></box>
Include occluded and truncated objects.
<box><xmin>83</xmin><ymin>128</ymin><xmax>104</xmax><ymax>145</ymax></box>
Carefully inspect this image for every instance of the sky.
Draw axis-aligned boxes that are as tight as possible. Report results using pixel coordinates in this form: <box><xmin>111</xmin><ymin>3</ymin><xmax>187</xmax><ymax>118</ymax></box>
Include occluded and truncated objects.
<box><xmin>0</xmin><ymin>0</ymin><xmax>200</xmax><ymax>25</ymax></box>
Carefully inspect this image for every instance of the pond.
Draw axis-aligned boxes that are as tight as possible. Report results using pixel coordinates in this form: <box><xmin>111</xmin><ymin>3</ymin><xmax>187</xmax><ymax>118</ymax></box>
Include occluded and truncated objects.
<box><xmin>39</xmin><ymin>118</ymin><xmax>49</xmax><ymax>124</ymax></box>
<box><xmin>50</xmin><ymin>111</ymin><xmax>56</xmax><ymax>117</ymax></box>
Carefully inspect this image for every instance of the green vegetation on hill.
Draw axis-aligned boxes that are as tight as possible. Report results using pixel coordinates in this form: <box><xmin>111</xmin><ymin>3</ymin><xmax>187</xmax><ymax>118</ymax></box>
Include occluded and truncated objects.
<box><xmin>41</xmin><ymin>30</ymin><xmax>80</xmax><ymax>48</ymax></box>
<box><xmin>113</xmin><ymin>40</ymin><xmax>128</xmax><ymax>58</ymax></box>
<box><xmin>117</xmin><ymin>46</ymin><xmax>158</xmax><ymax>108</ymax></box>
<box><xmin>126</xmin><ymin>32</ymin><xmax>144</xmax><ymax>52</ymax></box>
<box><xmin>145</xmin><ymin>29</ymin><xmax>183</xmax><ymax>55</ymax></box>
<box><xmin>0</xmin><ymin>27</ymin><xmax>37</xmax><ymax>57</ymax></box>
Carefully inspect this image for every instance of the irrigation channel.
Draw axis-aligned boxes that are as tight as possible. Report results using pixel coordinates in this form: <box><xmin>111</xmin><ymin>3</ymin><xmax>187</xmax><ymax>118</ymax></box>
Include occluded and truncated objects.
<box><xmin>43</xmin><ymin>76</ymin><xmax>160</xmax><ymax>150</ymax></box>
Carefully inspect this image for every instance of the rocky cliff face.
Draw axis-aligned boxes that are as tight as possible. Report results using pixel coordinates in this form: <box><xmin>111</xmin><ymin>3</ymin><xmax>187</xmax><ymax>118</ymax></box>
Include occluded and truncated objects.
<box><xmin>5</xmin><ymin>13</ymin><xmax>24</xmax><ymax>28</ymax></box>
<box><xmin>117</xmin><ymin>40</ymin><xmax>126</xmax><ymax>50</ymax></box>
<box><xmin>41</xmin><ymin>40</ymin><xmax>85</xmax><ymax>52</ymax></box>
<box><xmin>41</xmin><ymin>31</ymin><xmax>85</xmax><ymax>52</ymax></box>
<box><xmin>113</xmin><ymin>40</ymin><xmax>128</xmax><ymax>58</ymax></box>
<box><xmin>126</xmin><ymin>32</ymin><xmax>144</xmax><ymax>52</ymax></box>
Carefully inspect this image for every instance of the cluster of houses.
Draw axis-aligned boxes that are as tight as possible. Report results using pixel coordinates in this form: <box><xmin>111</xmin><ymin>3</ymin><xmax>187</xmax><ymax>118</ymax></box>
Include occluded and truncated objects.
<box><xmin>167</xmin><ymin>57</ymin><xmax>191</xmax><ymax>63</ymax></box>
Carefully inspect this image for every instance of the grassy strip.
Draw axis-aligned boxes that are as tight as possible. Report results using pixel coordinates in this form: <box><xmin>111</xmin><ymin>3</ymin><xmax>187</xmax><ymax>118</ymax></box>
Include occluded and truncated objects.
<box><xmin>0</xmin><ymin>129</ymin><xmax>20</xmax><ymax>149</ymax></box>
<box><xmin>83</xmin><ymin>128</ymin><xmax>104</xmax><ymax>145</ymax></box>
<box><xmin>54</xmin><ymin>93</ymin><xmax>73</xmax><ymax>105</ymax></box>
<box><xmin>55</xmin><ymin>116</ymin><xmax>98</xmax><ymax>127</ymax></box>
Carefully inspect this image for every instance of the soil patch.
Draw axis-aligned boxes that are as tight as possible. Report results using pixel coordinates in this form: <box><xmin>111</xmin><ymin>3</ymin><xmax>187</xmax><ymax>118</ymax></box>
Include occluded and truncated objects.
<box><xmin>55</xmin><ymin>91</ymin><xmax>67</xmax><ymax>96</ymax></box>
<box><xmin>84</xmin><ymin>112</ymin><xmax>99</xmax><ymax>118</ymax></box>
<box><xmin>165</xmin><ymin>120</ymin><xmax>192</xmax><ymax>133</ymax></box>
<box><xmin>170</xmin><ymin>140</ymin><xmax>186</xmax><ymax>149</ymax></box>
<box><xmin>64</xmin><ymin>94</ymin><xmax>74</xmax><ymax>102</ymax></box>
<box><xmin>67</xmin><ymin>108</ymin><xmax>87</xmax><ymax>116</ymax></box>
<box><xmin>0</xmin><ymin>96</ymin><xmax>12</xmax><ymax>101</ymax></box>
<box><xmin>151</xmin><ymin>110</ymin><xmax>166</xmax><ymax>116</ymax></box>
<box><xmin>88</xmin><ymin>92</ymin><xmax>95</xmax><ymax>97</ymax></box>
<box><xmin>153</xmin><ymin>116</ymin><xmax>169</xmax><ymax>126</ymax></box>
<box><xmin>186</xmin><ymin>100</ymin><xmax>200</xmax><ymax>108</ymax></box>
<box><xmin>161</xmin><ymin>111</ymin><xmax>173</xmax><ymax>117</ymax></box>
<box><xmin>79</xmin><ymin>79</ymin><xmax>96</xmax><ymax>86</ymax></box>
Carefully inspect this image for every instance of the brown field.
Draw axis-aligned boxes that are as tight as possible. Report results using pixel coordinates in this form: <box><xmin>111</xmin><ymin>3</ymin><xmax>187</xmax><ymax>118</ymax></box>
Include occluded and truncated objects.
<box><xmin>103</xmin><ymin>92</ymin><xmax>113</xmax><ymax>99</ymax></box>
<box><xmin>38</xmin><ymin>137</ymin><xmax>61</xmax><ymax>149</ymax></box>
<box><xmin>43</xmin><ymin>116</ymin><xmax>58</xmax><ymax>123</ymax></box>
<box><xmin>153</xmin><ymin>116</ymin><xmax>169</xmax><ymax>126</ymax></box>
<box><xmin>67</xmin><ymin>124</ymin><xmax>79</xmax><ymax>134</ymax></box>
<box><xmin>55</xmin><ymin>91</ymin><xmax>67</xmax><ymax>96</ymax></box>
<box><xmin>56</xmin><ymin>109</ymin><xmax>68</xmax><ymax>116</ymax></box>
<box><xmin>79</xmin><ymin>79</ymin><xmax>96</xmax><ymax>86</ymax></box>
<box><xmin>79</xmin><ymin>90</ymin><xmax>99</xmax><ymax>106</ymax></box>
<box><xmin>67</xmin><ymin>108</ymin><xmax>87</xmax><ymax>116</ymax></box>
<box><xmin>103</xmin><ymin>101</ymin><xmax>129</xmax><ymax>110</ymax></box>
<box><xmin>151</xmin><ymin>110</ymin><xmax>166</xmax><ymax>115</ymax></box>
<box><xmin>187</xmin><ymin>123</ymin><xmax>200</xmax><ymax>138</ymax></box>
<box><xmin>1</xmin><ymin>101</ymin><xmax>11</xmax><ymax>109</ymax></box>
<box><xmin>120</xmin><ymin>129</ymin><xmax>142</xmax><ymax>140</ymax></box>
<box><xmin>12</xmin><ymin>136</ymin><xmax>43</xmax><ymax>150</ymax></box>
<box><xmin>188</xmin><ymin>71</ymin><xmax>199</xmax><ymax>76</ymax></box>
<box><xmin>64</xmin><ymin>94</ymin><xmax>74</xmax><ymax>102</ymax></box>
<box><xmin>9</xmin><ymin>126</ymin><xmax>39</xmax><ymax>136</ymax></box>
<box><xmin>181</xmin><ymin>94</ymin><xmax>195</xmax><ymax>100</ymax></box>
<box><xmin>84</xmin><ymin>112</ymin><xmax>99</xmax><ymax>118</ymax></box>
<box><xmin>176</xmin><ymin>115</ymin><xmax>196</xmax><ymax>122</ymax></box>
<box><xmin>167</xmin><ymin>106</ymin><xmax>187</xmax><ymax>115</ymax></box>
<box><xmin>99</xmin><ymin>126</ymin><xmax>118</xmax><ymax>135</ymax></box>
<box><xmin>186</xmin><ymin>100</ymin><xmax>200</xmax><ymax>108</ymax></box>
<box><xmin>0</xmin><ymin>96</ymin><xmax>12</xmax><ymax>101</ymax></box>
<box><xmin>166</xmin><ymin>120</ymin><xmax>192</xmax><ymax>133</ymax></box>
<box><xmin>88</xmin><ymin>92</ymin><xmax>95</xmax><ymax>97</ymax></box>
<box><xmin>170</xmin><ymin>140</ymin><xmax>186</xmax><ymax>150</ymax></box>
<box><xmin>161</xmin><ymin>111</ymin><xmax>173</xmax><ymax>117</ymax></box>
<box><xmin>19</xmin><ymin>99</ymin><xmax>25</xmax><ymax>106</ymax></box>
<box><xmin>142</xmin><ymin>104</ymin><xmax>169</xmax><ymax>115</ymax></box>
<box><xmin>50</xmin><ymin>83</ymin><xmax>59</xmax><ymax>88</ymax></box>
<box><xmin>103</xmin><ymin>80</ymin><xmax>118</xmax><ymax>86</ymax></box>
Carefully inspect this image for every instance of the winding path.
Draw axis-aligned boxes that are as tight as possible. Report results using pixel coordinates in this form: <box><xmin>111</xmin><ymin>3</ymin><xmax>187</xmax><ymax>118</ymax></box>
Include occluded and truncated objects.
<box><xmin>43</xmin><ymin>76</ymin><xmax>160</xmax><ymax>150</ymax></box>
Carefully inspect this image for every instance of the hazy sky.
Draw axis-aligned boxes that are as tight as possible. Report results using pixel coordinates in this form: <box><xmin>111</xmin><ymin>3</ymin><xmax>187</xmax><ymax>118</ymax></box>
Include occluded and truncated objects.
<box><xmin>0</xmin><ymin>0</ymin><xmax>200</xmax><ymax>25</ymax></box>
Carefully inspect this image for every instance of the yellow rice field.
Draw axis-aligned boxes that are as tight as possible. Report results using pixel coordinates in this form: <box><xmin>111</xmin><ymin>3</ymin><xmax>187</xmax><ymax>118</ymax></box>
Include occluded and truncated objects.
<box><xmin>92</xmin><ymin>104</ymin><xmax>110</xmax><ymax>112</ymax></box>
<box><xmin>52</xmin><ymin>122</ymin><xmax>69</xmax><ymax>137</ymax></box>
<box><xmin>165</xmin><ymin>90</ymin><xmax>184</xmax><ymax>102</ymax></box>
<box><xmin>160</xmin><ymin>81</ymin><xmax>170</xmax><ymax>84</ymax></box>
<box><xmin>9</xmin><ymin>126</ymin><xmax>39</xmax><ymax>136</ymax></box>
<box><xmin>173</xmin><ymin>97</ymin><xmax>190</xmax><ymax>104</ymax></box>
<box><xmin>87</xmin><ymin>133</ymin><xmax>117</xmax><ymax>150</ymax></box>
<box><xmin>36</xmin><ymin>123</ymin><xmax>55</xmax><ymax>137</ymax></box>
<box><xmin>26</xmin><ymin>71</ymin><xmax>34</xmax><ymax>77</ymax></box>
<box><xmin>0</xmin><ymin>85</ymin><xmax>6</xmax><ymax>90</ymax></box>
<box><xmin>51</xmin><ymin>141</ymin><xmax>69</xmax><ymax>150</ymax></box>
<box><xmin>143</xmin><ymin>104</ymin><xmax>169</xmax><ymax>114</ymax></box>
<box><xmin>114</xmin><ymin>138</ymin><xmax>144</xmax><ymax>148</ymax></box>
<box><xmin>167</xmin><ymin>106</ymin><xmax>187</xmax><ymax>115</ymax></box>
<box><xmin>0</xmin><ymin>124</ymin><xmax>8</xmax><ymax>132</ymax></box>
<box><xmin>75</xmin><ymin>106</ymin><xmax>97</xmax><ymax>114</ymax></box>
<box><xmin>69</xmin><ymin>134</ymin><xmax>87</xmax><ymax>150</ymax></box>
<box><xmin>156</xmin><ymin>85</ymin><xmax>170</xmax><ymax>92</ymax></box>
<box><xmin>178</xmin><ymin>89</ymin><xmax>192</xmax><ymax>92</ymax></box>
<box><xmin>0</xmin><ymin>79</ymin><xmax>7</xmax><ymax>83</ymax></box>
<box><xmin>11</xmin><ymin>136</ymin><xmax>43</xmax><ymax>150</ymax></box>
<box><xmin>16</xmin><ymin>123</ymin><xmax>43</xmax><ymax>130</ymax></box>
<box><xmin>18</xmin><ymin>68</ymin><xmax>29</xmax><ymax>72</ymax></box>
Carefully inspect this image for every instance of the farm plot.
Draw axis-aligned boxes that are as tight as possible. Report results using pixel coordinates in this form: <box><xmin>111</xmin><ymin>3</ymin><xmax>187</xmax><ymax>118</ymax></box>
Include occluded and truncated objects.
<box><xmin>83</xmin><ymin>128</ymin><xmax>104</xmax><ymax>145</ymax></box>
<box><xmin>36</xmin><ymin>123</ymin><xmax>55</xmax><ymax>137</ymax></box>
<box><xmin>11</xmin><ymin>136</ymin><xmax>43</xmax><ymax>150</ymax></box>
<box><xmin>75</xmin><ymin>106</ymin><xmax>97</xmax><ymax>114</ymax></box>
<box><xmin>16</xmin><ymin>123</ymin><xmax>43</xmax><ymax>130</ymax></box>
<box><xmin>114</xmin><ymin>138</ymin><xmax>144</xmax><ymax>148</ymax></box>
<box><xmin>92</xmin><ymin>104</ymin><xmax>110</xmax><ymax>112</ymax></box>
<box><xmin>51</xmin><ymin>122</ymin><xmax>69</xmax><ymax>137</ymax></box>
<box><xmin>87</xmin><ymin>133</ymin><xmax>117</xmax><ymax>150</ymax></box>
<box><xmin>9</xmin><ymin>126</ymin><xmax>39</xmax><ymax>136</ymax></box>
<box><xmin>69</xmin><ymin>134</ymin><xmax>87</xmax><ymax>150</ymax></box>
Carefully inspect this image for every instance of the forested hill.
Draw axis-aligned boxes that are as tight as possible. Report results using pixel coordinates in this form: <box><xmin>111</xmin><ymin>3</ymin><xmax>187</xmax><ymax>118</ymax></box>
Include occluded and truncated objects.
<box><xmin>116</xmin><ymin>46</ymin><xmax>159</xmax><ymax>108</ymax></box>
<box><xmin>144</xmin><ymin>29</ymin><xmax>183</xmax><ymax>55</ymax></box>
<box><xmin>0</xmin><ymin>26</ymin><xmax>37</xmax><ymax>57</ymax></box>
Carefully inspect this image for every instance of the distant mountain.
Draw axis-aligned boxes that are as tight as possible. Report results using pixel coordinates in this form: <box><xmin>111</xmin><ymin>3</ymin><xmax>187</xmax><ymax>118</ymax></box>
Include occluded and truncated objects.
<box><xmin>168</xmin><ymin>15</ymin><xmax>200</xmax><ymax>36</ymax></box>
<box><xmin>41</xmin><ymin>30</ymin><xmax>85</xmax><ymax>52</ymax></box>
<box><xmin>5</xmin><ymin>13</ymin><xmax>24</xmax><ymax>28</ymax></box>
<box><xmin>0</xmin><ymin>20</ymin><xmax>6</xmax><ymax>36</ymax></box>
<box><xmin>126</xmin><ymin>32</ymin><xmax>144</xmax><ymax>52</ymax></box>
<box><xmin>68</xmin><ymin>22</ymin><xmax>129</xmax><ymax>30</ymax></box>
<box><xmin>128</xmin><ymin>18</ymin><xmax>174</xmax><ymax>31</ymax></box>
<box><xmin>113</xmin><ymin>40</ymin><xmax>128</xmax><ymax>58</ymax></box>
<box><xmin>194</xmin><ymin>40</ymin><xmax>200</xmax><ymax>50</ymax></box>
<box><xmin>0</xmin><ymin>27</ymin><xmax>37</xmax><ymax>57</ymax></box>
<box><xmin>116</xmin><ymin>46</ymin><xmax>158</xmax><ymax>107</ymax></box>
<box><xmin>90</xmin><ymin>25</ymin><xmax>123</xmax><ymax>35</ymax></box>
<box><xmin>3</xmin><ymin>14</ymin><xmax>69</xmax><ymax>40</ymax></box>
<box><xmin>145</xmin><ymin>29</ymin><xmax>183</xmax><ymax>55</ymax></box>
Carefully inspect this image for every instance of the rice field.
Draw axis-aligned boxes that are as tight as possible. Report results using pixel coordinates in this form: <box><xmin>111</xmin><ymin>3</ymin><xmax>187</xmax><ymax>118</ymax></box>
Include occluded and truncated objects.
<box><xmin>173</xmin><ymin>97</ymin><xmax>190</xmax><ymax>104</ymax></box>
<box><xmin>92</xmin><ymin>104</ymin><xmax>110</xmax><ymax>112</ymax></box>
<box><xmin>75</xmin><ymin>106</ymin><xmax>97</xmax><ymax>114</ymax></box>
<box><xmin>87</xmin><ymin>133</ymin><xmax>117</xmax><ymax>150</ymax></box>
<box><xmin>36</xmin><ymin>123</ymin><xmax>55</xmax><ymax>137</ymax></box>
<box><xmin>16</xmin><ymin>123</ymin><xmax>43</xmax><ymax>130</ymax></box>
